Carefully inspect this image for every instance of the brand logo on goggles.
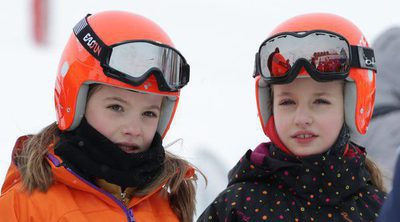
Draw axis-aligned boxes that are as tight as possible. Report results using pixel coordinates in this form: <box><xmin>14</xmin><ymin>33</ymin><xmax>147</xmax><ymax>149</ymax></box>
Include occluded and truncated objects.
<box><xmin>83</xmin><ymin>33</ymin><xmax>102</xmax><ymax>56</ymax></box>
<box><xmin>364</xmin><ymin>57</ymin><xmax>376</xmax><ymax>66</ymax></box>
<box><xmin>361</xmin><ymin>48</ymin><xmax>376</xmax><ymax>68</ymax></box>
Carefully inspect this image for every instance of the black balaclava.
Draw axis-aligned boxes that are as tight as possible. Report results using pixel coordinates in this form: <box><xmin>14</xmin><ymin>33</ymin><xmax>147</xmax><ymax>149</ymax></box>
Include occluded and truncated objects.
<box><xmin>54</xmin><ymin>117</ymin><xmax>165</xmax><ymax>189</ymax></box>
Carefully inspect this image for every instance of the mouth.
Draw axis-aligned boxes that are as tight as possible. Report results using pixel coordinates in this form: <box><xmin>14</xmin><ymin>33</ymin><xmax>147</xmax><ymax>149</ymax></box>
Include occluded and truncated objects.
<box><xmin>291</xmin><ymin>132</ymin><xmax>318</xmax><ymax>144</ymax></box>
<box><xmin>293</xmin><ymin>134</ymin><xmax>315</xmax><ymax>139</ymax></box>
<box><xmin>118</xmin><ymin>144</ymin><xmax>141</xmax><ymax>153</ymax></box>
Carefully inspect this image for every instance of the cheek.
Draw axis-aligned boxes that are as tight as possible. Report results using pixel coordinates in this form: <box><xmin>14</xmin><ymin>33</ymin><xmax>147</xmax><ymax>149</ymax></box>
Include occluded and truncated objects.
<box><xmin>86</xmin><ymin>107</ymin><xmax>116</xmax><ymax>141</ymax></box>
<box><xmin>142</xmin><ymin>120</ymin><xmax>159</xmax><ymax>148</ymax></box>
<box><xmin>144</xmin><ymin>119</ymin><xmax>159</xmax><ymax>135</ymax></box>
<box><xmin>273</xmin><ymin>109</ymin><xmax>291</xmax><ymax>136</ymax></box>
<box><xmin>273</xmin><ymin>103</ymin><xmax>289</xmax><ymax>123</ymax></box>
<box><xmin>319</xmin><ymin>108</ymin><xmax>344</xmax><ymax>136</ymax></box>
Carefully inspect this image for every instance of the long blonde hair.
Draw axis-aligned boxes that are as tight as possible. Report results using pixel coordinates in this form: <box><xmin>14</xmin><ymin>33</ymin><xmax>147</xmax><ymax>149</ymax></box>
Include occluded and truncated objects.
<box><xmin>15</xmin><ymin>122</ymin><xmax>200</xmax><ymax>222</ymax></box>
<box><xmin>365</xmin><ymin>157</ymin><xmax>386</xmax><ymax>192</ymax></box>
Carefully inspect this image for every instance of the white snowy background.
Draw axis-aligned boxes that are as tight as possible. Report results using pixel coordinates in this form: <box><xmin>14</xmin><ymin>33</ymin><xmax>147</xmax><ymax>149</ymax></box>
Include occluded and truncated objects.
<box><xmin>1</xmin><ymin>0</ymin><xmax>400</xmax><ymax>217</ymax></box>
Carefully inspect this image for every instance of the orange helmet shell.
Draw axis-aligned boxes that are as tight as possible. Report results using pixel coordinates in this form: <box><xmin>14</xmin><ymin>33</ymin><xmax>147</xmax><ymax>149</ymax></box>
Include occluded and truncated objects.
<box><xmin>55</xmin><ymin>11</ymin><xmax>181</xmax><ymax>138</ymax></box>
<box><xmin>256</xmin><ymin>13</ymin><xmax>376</xmax><ymax>136</ymax></box>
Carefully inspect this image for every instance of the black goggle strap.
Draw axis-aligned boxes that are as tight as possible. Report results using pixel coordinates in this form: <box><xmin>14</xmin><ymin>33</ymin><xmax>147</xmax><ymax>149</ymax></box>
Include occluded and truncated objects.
<box><xmin>350</xmin><ymin>46</ymin><xmax>377</xmax><ymax>71</ymax></box>
<box><xmin>73</xmin><ymin>14</ymin><xmax>111</xmax><ymax>64</ymax></box>
<box><xmin>253</xmin><ymin>53</ymin><xmax>260</xmax><ymax>78</ymax></box>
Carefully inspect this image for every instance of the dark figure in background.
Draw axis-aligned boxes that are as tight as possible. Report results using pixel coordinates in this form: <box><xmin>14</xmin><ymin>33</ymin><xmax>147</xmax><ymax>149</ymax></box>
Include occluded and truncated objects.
<box><xmin>267</xmin><ymin>47</ymin><xmax>280</xmax><ymax>73</ymax></box>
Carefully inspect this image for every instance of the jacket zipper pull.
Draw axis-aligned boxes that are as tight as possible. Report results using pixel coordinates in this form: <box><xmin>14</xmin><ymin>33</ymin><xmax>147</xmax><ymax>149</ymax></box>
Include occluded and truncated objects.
<box><xmin>120</xmin><ymin>191</ymin><xmax>127</xmax><ymax>203</ymax></box>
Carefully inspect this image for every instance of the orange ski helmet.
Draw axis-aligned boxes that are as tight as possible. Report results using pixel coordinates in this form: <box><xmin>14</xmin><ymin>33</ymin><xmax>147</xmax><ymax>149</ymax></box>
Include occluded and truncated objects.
<box><xmin>55</xmin><ymin>11</ymin><xmax>189</xmax><ymax>138</ymax></box>
<box><xmin>255</xmin><ymin>13</ymin><xmax>376</xmax><ymax>137</ymax></box>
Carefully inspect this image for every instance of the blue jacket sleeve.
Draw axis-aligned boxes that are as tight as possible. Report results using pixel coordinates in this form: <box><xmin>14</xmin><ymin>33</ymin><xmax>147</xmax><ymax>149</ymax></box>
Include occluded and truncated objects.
<box><xmin>377</xmin><ymin>152</ymin><xmax>400</xmax><ymax>222</ymax></box>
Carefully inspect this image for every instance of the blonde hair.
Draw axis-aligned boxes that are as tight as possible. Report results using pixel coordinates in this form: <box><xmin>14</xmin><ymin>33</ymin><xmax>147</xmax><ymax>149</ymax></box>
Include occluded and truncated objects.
<box><xmin>365</xmin><ymin>157</ymin><xmax>386</xmax><ymax>192</ymax></box>
<box><xmin>15</xmin><ymin>122</ymin><xmax>201</xmax><ymax>222</ymax></box>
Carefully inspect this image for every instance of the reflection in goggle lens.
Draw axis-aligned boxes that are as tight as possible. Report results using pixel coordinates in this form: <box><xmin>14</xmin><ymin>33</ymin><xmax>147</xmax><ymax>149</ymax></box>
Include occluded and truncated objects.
<box><xmin>260</xmin><ymin>32</ymin><xmax>350</xmax><ymax>78</ymax></box>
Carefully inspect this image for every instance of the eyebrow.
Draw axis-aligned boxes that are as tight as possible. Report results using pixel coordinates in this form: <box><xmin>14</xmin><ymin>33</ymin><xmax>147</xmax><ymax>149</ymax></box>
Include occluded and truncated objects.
<box><xmin>275</xmin><ymin>92</ymin><xmax>293</xmax><ymax>97</ymax></box>
<box><xmin>104</xmin><ymin>97</ymin><xmax>161</xmax><ymax>110</ymax></box>
<box><xmin>313</xmin><ymin>92</ymin><xmax>332</xmax><ymax>97</ymax></box>
<box><xmin>146</xmin><ymin>105</ymin><xmax>161</xmax><ymax>111</ymax></box>
<box><xmin>104</xmin><ymin>97</ymin><xmax>128</xmax><ymax>104</ymax></box>
<box><xmin>275</xmin><ymin>92</ymin><xmax>332</xmax><ymax>97</ymax></box>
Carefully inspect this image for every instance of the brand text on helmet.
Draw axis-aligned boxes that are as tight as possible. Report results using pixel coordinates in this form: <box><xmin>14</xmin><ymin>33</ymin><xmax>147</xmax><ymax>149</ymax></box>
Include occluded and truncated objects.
<box><xmin>83</xmin><ymin>33</ymin><xmax>102</xmax><ymax>56</ymax></box>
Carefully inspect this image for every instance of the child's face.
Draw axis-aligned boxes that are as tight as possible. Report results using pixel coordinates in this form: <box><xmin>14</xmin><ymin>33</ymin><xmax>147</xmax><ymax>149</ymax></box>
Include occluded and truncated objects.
<box><xmin>85</xmin><ymin>85</ymin><xmax>163</xmax><ymax>153</ymax></box>
<box><xmin>272</xmin><ymin>78</ymin><xmax>344</xmax><ymax>156</ymax></box>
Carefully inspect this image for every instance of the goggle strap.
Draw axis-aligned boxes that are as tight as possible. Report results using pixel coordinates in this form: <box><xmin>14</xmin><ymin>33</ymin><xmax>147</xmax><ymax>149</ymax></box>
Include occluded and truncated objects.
<box><xmin>253</xmin><ymin>53</ymin><xmax>260</xmax><ymax>78</ymax></box>
<box><xmin>350</xmin><ymin>46</ymin><xmax>377</xmax><ymax>71</ymax></box>
<box><xmin>181</xmin><ymin>64</ymin><xmax>190</xmax><ymax>84</ymax></box>
<box><xmin>73</xmin><ymin>14</ymin><xmax>111</xmax><ymax>64</ymax></box>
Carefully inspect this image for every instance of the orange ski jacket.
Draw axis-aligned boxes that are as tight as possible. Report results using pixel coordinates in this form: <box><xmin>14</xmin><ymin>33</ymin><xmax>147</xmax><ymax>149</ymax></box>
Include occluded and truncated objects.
<box><xmin>0</xmin><ymin>136</ymin><xmax>180</xmax><ymax>222</ymax></box>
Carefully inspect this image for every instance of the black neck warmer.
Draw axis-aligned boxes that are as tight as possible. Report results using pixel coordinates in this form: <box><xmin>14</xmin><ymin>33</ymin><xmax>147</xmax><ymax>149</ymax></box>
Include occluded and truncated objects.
<box><xmin>264</xmin><ymin>124</ymin><xmax>371</xmax><ymax>205</ymax></box>
<box><xmin>54</xmin><ymin>118</ymin><xmax>165</xmax><ymax>189</ymax></box>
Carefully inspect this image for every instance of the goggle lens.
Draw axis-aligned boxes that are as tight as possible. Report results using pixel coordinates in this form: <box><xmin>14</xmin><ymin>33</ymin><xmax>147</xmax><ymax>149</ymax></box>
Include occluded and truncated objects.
<box><xmin>259</xmin><ymin>31</ymin><xmax>350</xmax><ymax>79</ymax></box>
<box><xmin>109</xmin><ymin>41</ymin><xmax>188</xmax><ymax>90</ymax></box>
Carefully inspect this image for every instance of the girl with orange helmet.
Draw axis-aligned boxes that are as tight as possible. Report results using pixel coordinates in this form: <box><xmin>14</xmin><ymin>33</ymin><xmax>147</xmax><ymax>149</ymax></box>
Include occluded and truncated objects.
<box><xmin>198</xmin><ymin>13</ymin><xmax>386</xmax><ymax>222</ymax></box>
<box><xmin>0</xmin><ymin>11</ymin><xmax>199</xmax><ymax>222</ymax></box>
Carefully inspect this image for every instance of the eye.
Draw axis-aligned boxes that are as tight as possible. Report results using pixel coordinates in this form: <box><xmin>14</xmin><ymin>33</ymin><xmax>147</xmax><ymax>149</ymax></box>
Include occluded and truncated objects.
<box><xmin>143</xmin><ymin>111</ymin><xmax>158</xmax><ymax>118</ymax></box>
<box><xmin>314</xmin><ymin>99</ymin><xmax>331</xmax><ymax>105</ymax></box>
<box><xmin>278</xmin><ymin>99</ymin><xmax>295</xmax><ymax>106</ymax></box>
<box><xmin>107</xmin><ymin>104</ymin><xmax>124</xmax><ymax>112</ymax></box>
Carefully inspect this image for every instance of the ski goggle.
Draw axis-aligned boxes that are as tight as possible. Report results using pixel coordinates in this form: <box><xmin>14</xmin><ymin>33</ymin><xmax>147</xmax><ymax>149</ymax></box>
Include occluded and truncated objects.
<box><xmin>73</xmin><ymin>14</ymin><xmax>190</xmax><ymax>92</ymax></box>
<box><xmin>254</xmin><ymin>30</ymin><xmax>377</xmax><ymax>84</ymax></box>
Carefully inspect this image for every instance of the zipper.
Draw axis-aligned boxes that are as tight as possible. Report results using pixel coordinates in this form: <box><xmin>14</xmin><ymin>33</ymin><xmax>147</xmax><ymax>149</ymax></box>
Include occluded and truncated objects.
<box><xmin>67</xmin><ymin>167</ymin><xmax>136</xmax><ymax>222</ymax></box>
<box><xmin>48</xmin><ymin>154</ymin><xmax>136</xmax><ymax>222</ymax></box>
<box><xmin>121</xmin><ymin>191</ymin><xmax>127</xmax><ymax>204</ymax></box>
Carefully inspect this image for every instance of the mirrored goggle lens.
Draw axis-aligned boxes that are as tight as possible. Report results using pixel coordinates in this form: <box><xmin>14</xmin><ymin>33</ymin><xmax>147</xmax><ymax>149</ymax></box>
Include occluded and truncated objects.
<box><xmin>109</xmin><ymin>42</ymin><xmax>187</xmax><ymax>89</ymax></box>
<box><xmin>259</xmin><ymin>32</ymin><xmax>350</xmax><ymax>78</ymax></box>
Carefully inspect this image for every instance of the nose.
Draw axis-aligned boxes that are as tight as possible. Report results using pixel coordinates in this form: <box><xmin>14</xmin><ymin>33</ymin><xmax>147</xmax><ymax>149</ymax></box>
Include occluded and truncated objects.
<box><xmin>293</xmin><ymin>104</ymin><xmax>313</xmax><ymax>128</ymax></box>
<box><xmin>121</xmin><ymin>117</ymin><xmax>143</xmax><ymax>137</ymax></box>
